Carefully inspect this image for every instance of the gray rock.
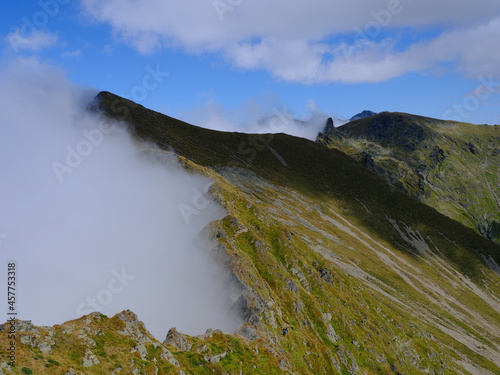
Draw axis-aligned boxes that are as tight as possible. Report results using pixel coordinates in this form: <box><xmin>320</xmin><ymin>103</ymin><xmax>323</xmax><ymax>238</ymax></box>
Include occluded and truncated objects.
<box><xmin>83</xmin><ymin>349</ymin><xmax>99</xmax><ymax>367</ymax></box>
<box><xmin>117</xmin><ymin>310</ymin><xmax>152</xmax><ymax>345</ymax></box>
<box><xmin>290</xmin><ymin>267</ymin><xmax>310</xmax><ymax>289</ymax></box>
<box><xmin>285</xmin><ymin>279</ymin><xmax>299</xmax><ymax>293</ymax></box>
<box><xmin>235</xmin><ymin>293</ymin><xmax>266</xmax><ymax>326</ymax></box>
<box><xmin>206</xmin><ymin>240</ymin><xmax>270</xmax><ymax>327</ymax></box>
<box><xmin>255</xmin><ymin>240</ymin><xmax>268</xmax><ymax>253</ymax></box>
<box><xmin>320</xmin><ymin>268</ymin><xmax>333</xmax><ymax>283</ymax></box>
<box><xmin>20</xmin><ymin>334</ymin><xmax>54</xmax><ymax>353</ymax></box>
<box><xmin>326</xmin><ymin>324</ymin><xmax>338</xmax><ymax>343</ymax></box>
<box><xmin>160</xmin><ymin>347</ymin><xmax>180</xmax><ymax>367</ymax></box>
<box><xmin>204</xmin><ymin>352</ymin><xmax>226</xmax><ymax>364</ymax></box>
<box><xmin>235</xmin><ymin>324</ymin><xmax>258</xmax><ymax>341</ymax></box>
<box><xmin>279</xmin><ymin>359</ymin><xmax>287</xmax><ymax>370</ymax></box>
<box><xmin>132</xmin><ymin>343</ymin><xmax>148</xmax><ymax>359</ymax></box>
<box><xmin>38</xmin><ymin>341</ymin><xmax>53</xmax><ymax>354</ymax></box>
<box><xmin>347</xmin><ymin>351</ymin><xmax>359</xmax><ymax>375</ymax></box>
<box><xmin>163</xmin><ymin>328</ymin><xmax>192</xmax><ymax>351</ymax></box>
<box><xmin>84</xmin><ymin>312</ymin><xmax>102</xmax><ymax>325</ymax></box>
<box><xmin>293</xmin><ymin>300</ymin><xmax>303</xmax><ymax>315</ymax></box>
<box><xmin>78</xmin><ymin>332</ymin><xmax>96</xmax><ymax>348</ymax></box>
<box><xmin>15</xmin><ymin>321</ymin><xmax>38</xmax><ymax>332</ymax></box>
<box><xmin>322</xmin><ymin>313</ymin><xmax>332</xmax><ymax>322</ymax></box>
<box><xmin>265</xmin><ymin>310</ymin><xmax>278</xmax><ymax>329</ymax></box>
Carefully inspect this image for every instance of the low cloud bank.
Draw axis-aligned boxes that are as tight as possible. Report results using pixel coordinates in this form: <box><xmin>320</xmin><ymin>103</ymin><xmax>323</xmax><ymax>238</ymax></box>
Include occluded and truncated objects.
<box><xmin>0</xmin><ymin>59</ymin><xmax>242</xmax><ymax>339</ymax></box>
<box><xmin>178</xmin><ymin>98</ymin><xmax>343</xmax><ymax>141</ymax></box>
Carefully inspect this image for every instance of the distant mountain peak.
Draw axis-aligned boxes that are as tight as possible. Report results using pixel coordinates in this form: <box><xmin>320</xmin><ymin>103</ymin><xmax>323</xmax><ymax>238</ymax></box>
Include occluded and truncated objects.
<box><xmin>316</xmin><ymin>117</ymin><xmax>339</xmax><ymax>143</ymax></box>
<box><xmin>350</xmin><ymin>110</ymin><xmax>377</xmax><ymax>122</ymax></box>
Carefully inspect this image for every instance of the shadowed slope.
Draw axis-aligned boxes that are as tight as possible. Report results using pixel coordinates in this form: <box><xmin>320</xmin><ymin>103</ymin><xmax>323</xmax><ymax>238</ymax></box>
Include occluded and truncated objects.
<box><xmin>317</xmin><ymin>111</ymin><xmax>500</xmax><ymax>243</ymax></box>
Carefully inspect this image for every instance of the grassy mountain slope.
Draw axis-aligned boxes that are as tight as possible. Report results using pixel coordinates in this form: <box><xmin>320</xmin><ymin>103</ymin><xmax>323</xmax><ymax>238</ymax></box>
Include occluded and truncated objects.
<box><xmin>2</xmin><ymin>93</ymin><xmax>500</xmax><ymax>374</ymax></box>
<box><xmin>317</xmin><ymin>112</ymin><xmax>500</xmax><ymax>243</ymax></box>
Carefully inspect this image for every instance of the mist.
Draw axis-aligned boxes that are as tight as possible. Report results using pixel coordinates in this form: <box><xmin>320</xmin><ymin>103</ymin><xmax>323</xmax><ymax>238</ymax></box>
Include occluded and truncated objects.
<box><xmin>0</xmin><ymin>58</ymin><xmax>243</xmax><ymax>339</ymax></box>
<box><xmin>176</xmin><ymin>97</ymin><xmax>343</xmax><ymax>141</ymax></box>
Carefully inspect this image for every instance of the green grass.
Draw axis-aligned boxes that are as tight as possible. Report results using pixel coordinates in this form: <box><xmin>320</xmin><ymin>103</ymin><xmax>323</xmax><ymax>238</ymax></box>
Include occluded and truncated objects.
<box><xmin>47</xmin><ymin>359</ymin><xmax>59</xmax><ymax>366</ymax></box>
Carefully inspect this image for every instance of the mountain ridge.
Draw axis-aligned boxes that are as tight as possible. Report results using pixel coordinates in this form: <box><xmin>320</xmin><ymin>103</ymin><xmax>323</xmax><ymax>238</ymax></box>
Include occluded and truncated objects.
<box><xmin>2</xmin><ymin>92</ymin><xmax>500</xmax><ymax>375</ymax></box>
<box><xmin>317</xmin><ymin>111</ymin><xmax>500</xmax><ymax>243</ymax></box>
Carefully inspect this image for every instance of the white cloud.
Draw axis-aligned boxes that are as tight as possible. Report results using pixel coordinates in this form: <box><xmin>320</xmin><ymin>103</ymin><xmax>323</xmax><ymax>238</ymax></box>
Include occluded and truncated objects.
<box><xmin>80</xmin><ymin>0</ymin><xmax>500</xmax><ymax>83</ymax></box>
<box><xmin>4</xmin><ymin>29</ymin><xmax>58</xmax><ymax>52</ymax></box>
<box><xmin>60</xmin><ymin>49</ymin><xmax>82</xmax><ymax>58</ymax></box>
<box><xmin>412</xmin><ymin>15</ymin><xmax>500</xmax><ymax>79</ymax></box>
<box><xmin>178</xmin><ymin>96</ymin><xmax>335</xmax><ymax>141</ymax></box>
<box><xmin>0</xmin><ymin>58</ymin><xmax>242</xmax><ymax>339</ymax></box>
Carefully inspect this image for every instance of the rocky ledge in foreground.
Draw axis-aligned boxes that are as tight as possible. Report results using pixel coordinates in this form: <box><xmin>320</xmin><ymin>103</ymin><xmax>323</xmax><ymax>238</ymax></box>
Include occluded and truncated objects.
<box><xmin>0</xmin><ymin>311</ymin><xmax>286</xmax><ymax>375</ymax></box>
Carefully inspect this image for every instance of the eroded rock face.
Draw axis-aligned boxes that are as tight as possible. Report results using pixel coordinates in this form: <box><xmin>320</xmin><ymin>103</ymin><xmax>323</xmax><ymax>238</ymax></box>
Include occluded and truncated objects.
<box><xmin>203</xmin><ymin>224</ymin><xmax>275</xmax><ymax>332</ymax></box>
<box><xmin>117</xmin><ymin>309</ymin><xmax>152</xmax><ymax>344</ymax></box>
<box><xmin>163</xmin><ymin>328</ymin><xmax>192</xmax><ymax>351</ymax></box>
<box><xmin>160</xmin><ymin>346</ymin><xmax>180</xmax><ymax>367</ymax></box>
<box><xmin>235</xmin><ymin>292</ymin><xmax>267</xmax><ymax>327</ymax></box>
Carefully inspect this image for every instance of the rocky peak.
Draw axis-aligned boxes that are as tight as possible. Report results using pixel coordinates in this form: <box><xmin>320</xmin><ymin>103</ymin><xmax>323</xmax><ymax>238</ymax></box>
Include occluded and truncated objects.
<box><xmin>342</xmin><ymin>112</ymin><xmax>432</xmax><ymax>152</ymax></box>
<box><xmin>349</xmin><ymin>110</ymin><xmax>377</xmax><ymax>121</ymax></box>
<box><xmin>324</xmin><ymin>117</ymin><xmax>334</xmax><ymax>133</ymax></box>
<box><xmin>317</xmin><ymin>117</ymin><xmax>341</xmax><ymax>144</ymax></box>
<box><xmin>116</xmin><ymin>309</ymin><xmax>154</xmax><ymax>345</ymax></box>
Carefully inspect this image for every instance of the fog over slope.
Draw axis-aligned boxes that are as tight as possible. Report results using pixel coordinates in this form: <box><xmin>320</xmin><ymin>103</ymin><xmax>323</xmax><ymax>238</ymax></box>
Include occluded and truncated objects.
<box><xmin>177</xmin><ymin>98</ymin><xmax>344</xmax><ymax>140</ymax></box>
<box><xmin>0</xmin><ymin>59</ymin><xmax>242</xmax><ymax>339</ymax></box>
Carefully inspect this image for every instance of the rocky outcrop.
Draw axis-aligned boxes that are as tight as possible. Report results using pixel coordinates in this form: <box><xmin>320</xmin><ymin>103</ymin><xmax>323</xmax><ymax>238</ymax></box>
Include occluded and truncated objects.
<box><xmin>428</xmin><ymin>145</ymin><xmax>446</xmax><ymax>167</ymax></box>
<box><xmin>324</xmin><ymin>117</ymin><xmax>335</xmax><ymax>134</ymax></box>
<box><xmin>235</xmin><ymin>323</ymin><xmax>258</xmax><ymax>341</ymax></box>
<box><xmin>83</xmin><ymin>349</ymin><xmax>99</xmax><ymax>367</ymax></box>
<box><xmin>319</xmin><ymin>267</ymin><xmax>333</xmax><ymax>284</ymax></box>
<box><xmin>318</xmin><ymin>117</ymin><xmax>342</xmax><ymax>144</ymax></box>
<box><xmin>17</xmin><ymin>321</ymin><xmax>55</xmax><ymax>354</ymax></box>
<box><xmin>349</xmin><ymin>110</ymin><xmax>377</xmax><ymax>121</ymax></box>
<box><xmin>163</xmin><ymin>328</ymin><xmax>192</xmax><ymax>351</ymax></box>
<box><xmin>117</xmin><ymin>310</ymin><xmax>152</xmax><ymax>345</ymax></box>
<box><xmin>204</xmin><ymin>223</ymin><xmax>276</xmax><ymax>333</ymax></box>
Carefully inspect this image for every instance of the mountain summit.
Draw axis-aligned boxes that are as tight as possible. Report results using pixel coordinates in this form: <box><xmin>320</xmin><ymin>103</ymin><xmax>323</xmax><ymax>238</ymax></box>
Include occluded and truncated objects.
<box><xmin>349</xmin><ymin>110</ymin><xmax>377</xmax><ymax>121</ymax></box>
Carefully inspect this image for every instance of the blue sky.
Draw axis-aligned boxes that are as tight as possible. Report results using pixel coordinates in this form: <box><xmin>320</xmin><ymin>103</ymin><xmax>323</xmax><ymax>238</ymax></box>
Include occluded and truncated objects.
<box><xmin>2</xmin><ymin>0</ymin><xmax>500</xmax><ymax>133</ymax></box>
